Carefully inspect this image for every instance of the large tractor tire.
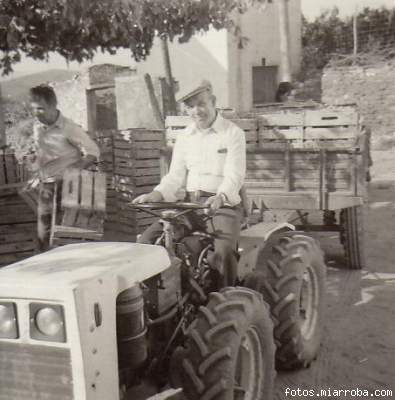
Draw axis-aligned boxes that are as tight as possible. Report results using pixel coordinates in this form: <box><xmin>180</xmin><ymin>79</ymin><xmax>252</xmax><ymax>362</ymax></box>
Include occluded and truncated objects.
<box><xmin>244</xmin><ymin>232</ymin><xmax>326</xmax><ymax>370</ymax></box>
<box><xmin>340</xmin><ymin>206</ymin><xmax>366</xmax><ymax>270</ymax></box>
<box><xmin>173</xmin><ymin>288</ymin><xmax>275</xmax><ymax>400</ymax></box>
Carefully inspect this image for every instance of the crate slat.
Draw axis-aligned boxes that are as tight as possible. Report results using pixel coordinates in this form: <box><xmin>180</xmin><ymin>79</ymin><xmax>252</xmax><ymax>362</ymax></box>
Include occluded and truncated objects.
<box><xmin>258</xmin><ymin>112</ymin><xmax>305</xmax><ymax>127</ymax></box>
<box><xmin>80</xmin><ymin>170</ymin><xmax>93</xmax><ymax>210</ymax></box>
<box><xmin>93</xmin><ymin>172</ymin><xmax>107</xmax><ymax>212</ymax></box>
<box><xmin>62</xmin><ymin>169</ymin><xmax>80</xmax><ymax>209</ymax></box>
<box><xmin>247</xmin><ymin>160</ymin><xmax>285</xmax><ymax>169</ymax></box>
<box><xmin>304</xmin><ymin>109</ymin><xmax>358</xmax><ymax>126</ymax></box>
<box><xmin>304</xmin><ymin>126</ymin><xmax>358</xmax><ymax>140</ymax></box>
<box><xmin>258</xmin><ymin>127</ymin><xmax>303</xmax><ymax>140</ymax></box>
<box><xmin>0</xmin><ymin>241</ymin><xmax>37</xmax><ymax>254</ymax></box>
<box><xmin>246</xmin><ymin>170</ymin><xmax>284</xmax><ymax>179</ymax></box>
<box><xmin>230</xmin><ymin>118</ymin><xmax>258</xmax><ymax>131</ymax></box>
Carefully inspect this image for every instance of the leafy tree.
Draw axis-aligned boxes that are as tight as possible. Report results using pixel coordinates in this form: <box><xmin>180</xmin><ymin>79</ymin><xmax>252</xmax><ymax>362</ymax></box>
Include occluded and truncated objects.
<box><xmin>302</xmin><ymin>6</ymin><xmax>395</xmax><ymax>71</ymax></box>
<box><xmin>0</xmin><ymin>0</ymin><xmax>266</xmax><ymax>75</ymax></box>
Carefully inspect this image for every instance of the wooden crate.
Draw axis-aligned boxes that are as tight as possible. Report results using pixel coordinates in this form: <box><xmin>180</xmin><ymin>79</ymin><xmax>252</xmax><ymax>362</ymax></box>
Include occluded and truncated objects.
<box><xmin>258</xmin><ymin>112</ymin><xmax>304</xmax><ymax>142</ymax></box>
<box><xmin>50</xmin><ymin>169</ymin><xmax>107</xmax><ymax>247</ymax></box>
<box><xmin>0</xmin><ymin>188</ymin><xmax>37</xmax><ymax>266</ymax></box>
<box><xmin>102</xmin><ymin>128</ymin><xmax>165</xmax><ymax>240</ymax></box>
<box><xmin>165</xmin><ymin>116</ymin><xmax>192</xmax><ymax>146</ymax></box>
<box><xmin>245</xmin><ymin>146</ymin><xmax>366</xmax><ymax>210</ymax></box>
<box><xmin>257</xmin><ymin>108</ymin><xmax>362</xmax><ymax>149</ymax></box>
<box><xmin>0</xmin><ymin>149</ymin><xmax>20</xmax><ymax>185</ymax></box>
<box><xmin>165</xmin><ymin>115</ymin><xmax>259</xmax><ymax>149</ymax></box>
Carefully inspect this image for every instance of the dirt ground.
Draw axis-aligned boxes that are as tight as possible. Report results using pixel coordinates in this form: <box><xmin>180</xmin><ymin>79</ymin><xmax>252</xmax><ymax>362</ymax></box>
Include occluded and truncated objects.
<box><xmin>274</xmin><ymin>150</ymin><xmax>395</xmax><ymax>399</ymax></box>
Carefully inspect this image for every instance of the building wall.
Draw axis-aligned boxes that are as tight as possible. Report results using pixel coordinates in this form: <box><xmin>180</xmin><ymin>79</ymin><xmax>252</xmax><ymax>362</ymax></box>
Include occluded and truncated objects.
<box><xmin>228</xmin><ymin>0</ymin><xmax>302</xmax><ymax>112</ymax></box>
<box><xmin>134</xmin><ymin>1</ymin><xmax>301</xmax><ymax>112</ymax></box>
<box><xmin>136</xmin><ymin>35</ymin><xmax>229</xmax><ymax>108</ymax></box>
<box><xmin>322</xmin><ymin>63</ymin><xmax>395</xmax><ymax>146</ymax></box>
<box><xmin>52</xmin><ymin>64</ymin><xmax>132</xmax><ymax>131</ymax></box>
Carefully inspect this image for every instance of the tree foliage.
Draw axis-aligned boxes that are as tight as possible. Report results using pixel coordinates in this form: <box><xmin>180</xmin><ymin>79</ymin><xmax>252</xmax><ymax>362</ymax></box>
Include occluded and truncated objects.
<box><xmin>302</xmin><ymin>6</ymin><xmax>395</xmax><ymax>71</ymax></box>
<box><xmin>0</xmin><ymin>0</ymin><xmax>265</xmax><ymax>75</ymax></box>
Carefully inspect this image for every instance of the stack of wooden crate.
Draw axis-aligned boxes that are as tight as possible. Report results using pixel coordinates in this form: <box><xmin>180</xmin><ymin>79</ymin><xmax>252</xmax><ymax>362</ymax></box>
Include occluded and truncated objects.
<box><xmin>108</xmin><ymin>128</ymin><xmax>165</xmax><ymax>240</ymax></box>
<box><xmin>94</xmin><ymin>129</ymin><xmax>117</xmax><ymax>238</ymax></box>
<box><xmin>165</xmin><ymin>116</ymin><xmax>259</xmax><ymax>149</ymax></box>
<box><xmin>0</xmin><ymin>149</ymin><xmax>37</xmax><ymax>266</ymax></box>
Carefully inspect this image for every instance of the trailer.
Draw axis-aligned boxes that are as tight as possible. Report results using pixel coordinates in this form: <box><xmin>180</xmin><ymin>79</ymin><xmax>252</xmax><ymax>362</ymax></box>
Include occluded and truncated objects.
<box><xmin>166</xmin><ymin>105</ymin><xmax>369</xmax><ymax>269</ymax></box>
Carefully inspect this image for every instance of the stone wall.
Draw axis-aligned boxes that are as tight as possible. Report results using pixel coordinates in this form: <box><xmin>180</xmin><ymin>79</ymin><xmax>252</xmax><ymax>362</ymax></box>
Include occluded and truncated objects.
<box><xmin>115</xmin><ymin>75</ymin><xmax>167</xmax><ymax>130</ymax></box>
<box><xmin>322</xmin><ymin>62</ymin><xmax>395</xmax><ymax>146</ymax></box>
<box><xmin>52</xmin><ymin>64</ymin><xmax>134</xmax><ymax>132</ymax></box>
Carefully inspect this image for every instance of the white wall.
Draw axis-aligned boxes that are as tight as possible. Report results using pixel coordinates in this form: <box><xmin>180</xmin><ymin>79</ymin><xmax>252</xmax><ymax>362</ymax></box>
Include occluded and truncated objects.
<box><xmin>136</xmin><ymin>34</ymin><xmax>229</xmax><ymax>108</ymax></box>
<box><xmin>133</xmin><ymin>0</ymin><xmax>301</xmax><ymax>113</ymax></box>
<box><xmin>228</xmin><ymin>0</ymin><xmax>302</xmax><ymax>112</ymax></box>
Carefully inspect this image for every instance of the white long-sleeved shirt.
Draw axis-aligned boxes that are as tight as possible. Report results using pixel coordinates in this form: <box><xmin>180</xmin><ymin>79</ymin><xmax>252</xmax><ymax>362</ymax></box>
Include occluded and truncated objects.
<box><xmin>155</xmin><ymin>114</ymin><xmax>246</xmax><ymax>206</ymax></box>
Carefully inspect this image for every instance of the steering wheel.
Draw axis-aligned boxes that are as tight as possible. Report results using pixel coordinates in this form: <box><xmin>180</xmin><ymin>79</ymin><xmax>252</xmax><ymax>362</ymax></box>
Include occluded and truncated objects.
<box><xmin>130</xmin><ymin>201</ymin><xmax>208</xmax><ymax>210</ymax></box>
<box><xmin>129</xmin><ymin>201</ymin><xmax>209</xmax><ymax>219</ymax></box>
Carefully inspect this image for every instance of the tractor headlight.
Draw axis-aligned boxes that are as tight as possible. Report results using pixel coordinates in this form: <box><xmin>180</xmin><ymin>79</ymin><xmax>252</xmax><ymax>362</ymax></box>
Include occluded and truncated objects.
<box><xmin>30</xmin><ymin>304</ymin><xmax>66</xmax><ymax>343</ymax></box>
<box><xmin>0</xmin><ymin>302</ymin><xmax>18</xmax><ymax>339</ymax></box>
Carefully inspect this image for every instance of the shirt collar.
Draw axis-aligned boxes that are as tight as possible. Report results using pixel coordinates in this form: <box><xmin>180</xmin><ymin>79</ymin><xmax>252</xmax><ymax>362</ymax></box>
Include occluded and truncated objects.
<box><xmin>34</xmin><ymin>111</ymin><xmax>65</xmax><ymax>130</ymax></box>
<box><xmin>185</xmin><ymin>112</ymin><xmax>226</xmax><ymax>135</ymax></box>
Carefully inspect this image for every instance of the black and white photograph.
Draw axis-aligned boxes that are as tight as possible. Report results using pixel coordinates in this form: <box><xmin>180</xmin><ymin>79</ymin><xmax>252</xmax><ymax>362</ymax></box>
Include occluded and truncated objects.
<box><xmin>0</xmin><ymin>0</ymin><xmax>394</xmax><ymax>399</ymax></box>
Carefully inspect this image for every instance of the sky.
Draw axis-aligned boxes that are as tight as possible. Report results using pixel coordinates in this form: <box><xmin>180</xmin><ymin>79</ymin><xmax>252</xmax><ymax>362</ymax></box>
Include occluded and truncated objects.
<box><xmin>1</xmin><ymin>0</ymin><xmax>395</xmax><ymax>80</ymax></box>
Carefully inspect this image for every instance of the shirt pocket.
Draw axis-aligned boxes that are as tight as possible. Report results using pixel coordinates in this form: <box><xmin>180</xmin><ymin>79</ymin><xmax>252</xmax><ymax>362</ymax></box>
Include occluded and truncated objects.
<box><xmin>211</xmin><ymin>147</ymin><xmax>227</xmax><ymax>176</ymax></box>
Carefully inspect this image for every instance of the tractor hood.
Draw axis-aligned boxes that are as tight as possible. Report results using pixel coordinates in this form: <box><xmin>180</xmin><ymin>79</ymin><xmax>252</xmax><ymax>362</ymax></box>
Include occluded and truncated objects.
<box><xmin>0</xmin><ymin>242</ymin><xmax>171</xmax><ymax>291</ymax></box>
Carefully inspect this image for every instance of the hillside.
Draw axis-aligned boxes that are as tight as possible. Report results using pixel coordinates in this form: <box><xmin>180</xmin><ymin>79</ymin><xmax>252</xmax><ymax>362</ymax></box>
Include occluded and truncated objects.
<box><xmin>1</xmin><ymin>69</ymin><xmax>77</xmax><ymax>102</ymax></box>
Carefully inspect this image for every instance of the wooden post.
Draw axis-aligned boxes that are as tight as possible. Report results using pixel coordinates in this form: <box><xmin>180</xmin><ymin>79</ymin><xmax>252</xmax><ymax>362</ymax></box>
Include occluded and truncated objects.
<box><xmin>144</xmin><ymin>73</ymin><xmax>165</xmax><ymax>128</ymax></box>
<box><xmin>161</xmin><ymin>37</ymin><xmax>177</xmax><ymax>116</ymax></box>
<box><xmin>277</xmin><ymin>0</ymin><xmax>292</xmax><ymax>82</ymax></box>
<box><xmin>0</xmin><ymin>84</ymin><xmax>6</xmax><ymax>147</ymax></box>
<box><xmin>353</xmin><ymin>11</ymin><xmax>358</xmax><ymax>62</ymax></box>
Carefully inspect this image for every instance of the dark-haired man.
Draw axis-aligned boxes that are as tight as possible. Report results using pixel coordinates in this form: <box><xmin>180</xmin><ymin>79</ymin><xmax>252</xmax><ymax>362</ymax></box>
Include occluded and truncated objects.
<box><xmin>27</xmin><ymin>85</ymin><xmax>100</xmax><ymax>250</ymax></box>
<box><xmin>133</xmin><ymin>81</ymin><xmax>246</xmax><ymax>285</ymax></box>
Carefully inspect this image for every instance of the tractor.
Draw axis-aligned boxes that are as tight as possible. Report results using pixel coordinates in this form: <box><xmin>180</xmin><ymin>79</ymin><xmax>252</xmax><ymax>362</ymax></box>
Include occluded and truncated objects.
<box><xmin>0</xmin><ymin>200</ymin><xmax>326</xmax><ymax>400</ymax></box>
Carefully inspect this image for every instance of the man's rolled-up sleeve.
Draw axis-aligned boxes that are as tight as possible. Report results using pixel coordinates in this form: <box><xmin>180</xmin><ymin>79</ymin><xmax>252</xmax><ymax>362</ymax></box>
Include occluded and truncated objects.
<box><xmin>154</xmin><ymin>136</ymin><xmax>187</xmax><ymax>202</ymax></box>
<box><xmin>67</xmin><ymin>125</ymin><xmax>100</xmax><ymax>160</ymax></box>
<box><xmin>217</xmin><ymin>126</ymin><xmax>246</xmax><ymax>205</ymax></box>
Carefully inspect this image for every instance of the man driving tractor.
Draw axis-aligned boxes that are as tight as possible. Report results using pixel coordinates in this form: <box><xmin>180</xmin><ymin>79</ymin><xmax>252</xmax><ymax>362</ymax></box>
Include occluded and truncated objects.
<box><xmin>133</xmin><ymin>80</ymin><xmax>246</xmax><ymax>286</ymax></box>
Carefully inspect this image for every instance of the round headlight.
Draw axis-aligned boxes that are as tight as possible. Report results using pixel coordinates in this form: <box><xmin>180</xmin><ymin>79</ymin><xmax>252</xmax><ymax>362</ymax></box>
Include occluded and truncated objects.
<box><xmin>36</xmin><ymin>307</ymin><xmax>63</xmax><ymax>336</ymax></box>
<box><xmin>0</xmin><ymin>304</ymin><xmax>15</xmax><ymax>334</ymax></box>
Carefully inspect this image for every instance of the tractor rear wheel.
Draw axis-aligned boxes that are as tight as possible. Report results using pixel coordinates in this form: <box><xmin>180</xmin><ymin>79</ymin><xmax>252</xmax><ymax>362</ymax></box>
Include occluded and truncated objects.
<box><xmin>244</xmin><ymin>232</ymin><xmax>326</xmax><ymax>370</ymax></box>
<box><xmin>173</xmin><ymin>287</ymin><xmax>275</xmax><ymax>400</ymax></box>
<box><xmin>340</xmin><ymin>206</ymin><xmax>366</xmax><ymax>269</ymax></box>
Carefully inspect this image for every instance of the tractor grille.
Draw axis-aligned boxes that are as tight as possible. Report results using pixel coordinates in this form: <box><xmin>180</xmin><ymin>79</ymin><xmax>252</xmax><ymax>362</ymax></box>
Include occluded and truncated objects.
<box><xmin>0</xmin><ymin>342</ymin><xmax>73</xmax><ymax>400</ymax></box>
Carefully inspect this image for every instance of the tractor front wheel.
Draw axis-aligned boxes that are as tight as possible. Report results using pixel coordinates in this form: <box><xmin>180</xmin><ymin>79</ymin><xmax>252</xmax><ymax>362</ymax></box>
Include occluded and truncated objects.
<box><xmin>174</xmin><ymin>287</ymin><xmax>275</xmax><ymax>400</ymax></box>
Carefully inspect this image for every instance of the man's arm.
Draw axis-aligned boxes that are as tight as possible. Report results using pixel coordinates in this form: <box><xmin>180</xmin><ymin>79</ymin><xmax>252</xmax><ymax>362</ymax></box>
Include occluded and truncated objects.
<box><xmin>66</xmin><ymin>124</ymin><xmax>100</xmax><ymax>167</ymax></box>
<box><xmin>153</xmin><ymin>135</ymin><xmax>188</xmax><ymax>201</ymax></box>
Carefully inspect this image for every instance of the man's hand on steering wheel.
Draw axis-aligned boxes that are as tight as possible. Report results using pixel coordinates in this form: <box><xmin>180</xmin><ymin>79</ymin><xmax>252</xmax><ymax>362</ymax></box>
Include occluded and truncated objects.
<box><xmin>132</xmin><ymin>190</ymin><xmax>164</xmax><ymax>204</ymax></box>
<box><xmin>204</xmin><ymin>193</ymin><xmax>226</xmax><ymax>214</ymax></box>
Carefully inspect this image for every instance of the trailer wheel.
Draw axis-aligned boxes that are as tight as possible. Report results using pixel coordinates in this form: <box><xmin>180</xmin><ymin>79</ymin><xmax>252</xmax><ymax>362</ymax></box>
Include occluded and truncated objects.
<box><xmin>340</xmin><ymin>206</ymin><xmax>366</xmax><ymax>269</ymax></box>
<box><xmin>244</xmin><ymin>233</ymin><xmax>326</xmax><ymax>370</ymax></box>
<box><xmin>174</xmin><ymin>288</ymin><xmax>275</xmax><ymax>400</ymax></box>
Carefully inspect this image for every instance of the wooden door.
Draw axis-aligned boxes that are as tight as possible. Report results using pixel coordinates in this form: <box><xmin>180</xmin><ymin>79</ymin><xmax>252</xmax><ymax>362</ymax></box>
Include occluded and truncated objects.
<box><xmin>252</xmin><ymin>66</ymin><xmax>278</xmax><ymax>105</ymax></box>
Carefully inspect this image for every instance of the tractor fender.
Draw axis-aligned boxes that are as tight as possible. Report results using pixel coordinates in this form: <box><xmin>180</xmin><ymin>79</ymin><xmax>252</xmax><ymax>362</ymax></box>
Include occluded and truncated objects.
<box><xmin>237</xmin><ymin>222</ymin><xmax>295</xmax><ymax>279</ymax></box>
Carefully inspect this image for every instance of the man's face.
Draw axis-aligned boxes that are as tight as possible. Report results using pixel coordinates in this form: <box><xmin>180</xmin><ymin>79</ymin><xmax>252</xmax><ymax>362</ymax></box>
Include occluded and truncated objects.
<box><xmin>184</xmin><ymin>91</ymin><xmax>216</xmax><ymax>129</ymax></box>
<box><xmin>30</xmin><ymin>97</ymin><xmax>56</xmax><ymax>125</ymax></box>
